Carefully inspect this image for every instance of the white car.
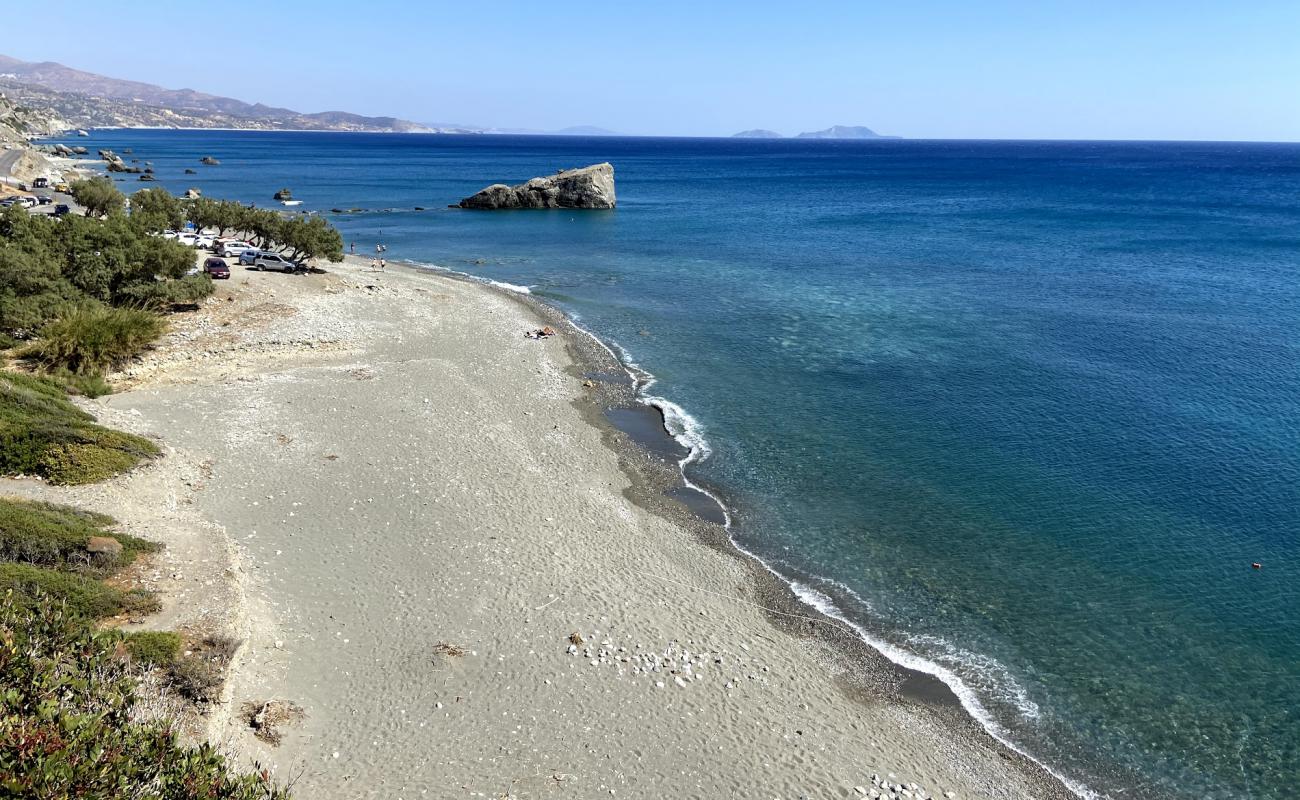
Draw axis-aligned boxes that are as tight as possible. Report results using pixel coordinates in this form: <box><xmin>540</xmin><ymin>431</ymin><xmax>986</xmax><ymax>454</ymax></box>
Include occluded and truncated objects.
<box><xmin>160</xmin><ymin>230</ymin><xmax>180</xmax><ymax>240</ymax></box>
<box><xmin>219</xmin><ymin>241</ymin><xmax>255</xmax><ymax>258</ymax></box>
<box><xmin>192</xmin><ymin>234</ymin><xmax>215</xmax><ymax>249</ymax></box>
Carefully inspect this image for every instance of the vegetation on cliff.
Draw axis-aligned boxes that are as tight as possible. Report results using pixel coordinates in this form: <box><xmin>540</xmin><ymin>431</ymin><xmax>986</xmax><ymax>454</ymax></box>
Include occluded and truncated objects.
<box><xmin>0</xmin><ymin>593</ymin><xmax>287</xmax><ymax>799</ymax></box>
<box><xmin>0</xmin><ymin>496</ymin><xmax>287</xmax><ymax>798</ymax></box>
<box><xmin>0</xmin><ymin>371</ymin><xmax>159</xmax><ymax>483</ymax></box>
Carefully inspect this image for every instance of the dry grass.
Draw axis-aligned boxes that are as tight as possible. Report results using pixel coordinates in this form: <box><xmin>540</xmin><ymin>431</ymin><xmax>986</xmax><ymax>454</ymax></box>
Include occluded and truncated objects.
<box><xmin>240</xmin><ymin>700</ymin><xmax>306</xmax><ymax>746</ymax></box>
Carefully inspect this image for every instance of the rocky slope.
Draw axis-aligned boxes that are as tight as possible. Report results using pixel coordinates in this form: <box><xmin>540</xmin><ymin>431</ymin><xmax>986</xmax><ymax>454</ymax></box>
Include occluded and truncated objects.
<box><xmin>458</xmin><ymin>163</ymin><xmax>616</xmax><ymax>209</ymax></box>
<box><xmin>0</xmin><ymin>54</ymin><xmax>430</xmax><ymax>132</ymax></box>
<box><xmin>0</xmin><ymin>91</ymin><xmax>68</xmax><ymax>143</ymax></box>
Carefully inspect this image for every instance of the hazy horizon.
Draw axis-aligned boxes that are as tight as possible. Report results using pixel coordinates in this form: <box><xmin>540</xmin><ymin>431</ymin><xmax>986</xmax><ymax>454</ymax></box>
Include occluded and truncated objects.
<box><xmin>5</xmin><ymin>0</ymin><xmax>1300</xmax><ymax>142</ymax></box>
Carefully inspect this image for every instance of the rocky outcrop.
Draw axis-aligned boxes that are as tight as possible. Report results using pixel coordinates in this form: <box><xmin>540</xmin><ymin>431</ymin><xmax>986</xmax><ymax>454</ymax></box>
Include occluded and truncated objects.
<box><xmin>458</xmin><ymin>163</ymin><xmax>615</xmax><ymax>210</ymax></box>
<box><xmin>99</xmin><ymin>148</ymin><xmax>141</xmax><ymax>173</ymax></box>
<box><xmin>200</xmin><ymin>156</ymin><xmax>220</xmax><ymax>165</ymax></box>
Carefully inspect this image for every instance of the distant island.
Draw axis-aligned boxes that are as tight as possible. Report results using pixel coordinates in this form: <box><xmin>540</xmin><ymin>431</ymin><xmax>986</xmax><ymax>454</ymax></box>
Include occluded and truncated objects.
<box><xmin>796</xmin><ymin>125</ymin><xmax>891</xmax><ymax>139</ymax></box>
<box><xmin>553</xmin><ymin>125</ymin><xmax>620</xmax><ymax>136</ymax></box>
<box><xmin>732</xmin><ymin>125</ymin><xmax>897</xmax><ymax>139</ymax></box>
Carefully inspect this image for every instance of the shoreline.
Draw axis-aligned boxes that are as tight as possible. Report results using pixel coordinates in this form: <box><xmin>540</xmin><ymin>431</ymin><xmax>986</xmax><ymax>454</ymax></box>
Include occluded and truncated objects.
<box><xmin>10</xmin><ymin>248</ymin><xmax>1083</xmax><ymax>797</ymax></box>
<box><xmin>397</xmin><ymin>258</ymin><xmax>1088</xmax><ymax>799</ymax></box>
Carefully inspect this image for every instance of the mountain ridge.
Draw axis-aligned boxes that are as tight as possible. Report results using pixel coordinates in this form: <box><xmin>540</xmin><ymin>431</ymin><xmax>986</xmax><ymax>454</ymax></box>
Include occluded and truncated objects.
<box><xmin>0</xmin><ymin>53</ymin><xmax>431</xmax><ymax>132</ymax></box>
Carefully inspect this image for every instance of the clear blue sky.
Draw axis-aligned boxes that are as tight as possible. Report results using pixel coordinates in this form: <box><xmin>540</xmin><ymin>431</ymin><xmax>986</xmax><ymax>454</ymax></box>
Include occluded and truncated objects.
<box><xmin>4</xmin><ymin>0</ymin><xmax>1299</xmax><ymax>140</ymax></box>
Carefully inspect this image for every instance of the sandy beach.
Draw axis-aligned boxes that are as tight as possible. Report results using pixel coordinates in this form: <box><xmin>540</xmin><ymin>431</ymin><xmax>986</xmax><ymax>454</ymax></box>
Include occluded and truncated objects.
<box><xmin>8</xmin><ymin>254</ymin><xmax>1076</xmax><ymax>799</ymax></box>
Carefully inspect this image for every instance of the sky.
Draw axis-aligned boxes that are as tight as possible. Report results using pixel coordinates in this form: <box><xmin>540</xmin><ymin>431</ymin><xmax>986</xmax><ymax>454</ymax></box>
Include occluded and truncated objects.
<box><xmin>4</xmin><ymin>0</ymin><xmax>1300</xmax><ymax>141</ymax></box>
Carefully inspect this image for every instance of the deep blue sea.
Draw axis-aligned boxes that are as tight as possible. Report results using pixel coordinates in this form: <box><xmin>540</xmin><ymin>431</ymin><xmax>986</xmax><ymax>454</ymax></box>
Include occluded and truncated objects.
<box><xmin>67</xmin><ymin>130</ymin><xmax>1300</xmax><ymax>799</ymax></box>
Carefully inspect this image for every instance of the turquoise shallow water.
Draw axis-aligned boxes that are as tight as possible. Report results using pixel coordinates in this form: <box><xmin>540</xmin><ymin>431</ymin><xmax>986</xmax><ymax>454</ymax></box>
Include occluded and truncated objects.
<box><xmin>70</xmin><ymin>130</ymin><xmax>1300</xmax><ymax>798</ymax></box>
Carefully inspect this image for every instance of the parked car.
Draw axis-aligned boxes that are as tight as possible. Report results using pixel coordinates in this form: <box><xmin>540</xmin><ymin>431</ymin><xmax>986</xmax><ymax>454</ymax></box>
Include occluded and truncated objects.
<box><xmin>220</xmin><ymin>241</ymin><xmax>255</xmax><ymax>258</ymax></box>
<box><xmin>202</xmin><ymin>257</ymin><xmax>230</xmax><ymax>279</ymax></box>
<box><xmin>36</xmin><ymin>195</ymin><xmax>53</xmax><ymax>205</ymax></box>
<box><xmin>161</xmin><ymin>230</ymin><xmax>180</xmax><ymax>239</ymax></box>
<box><xmin>192</xmin><ymin>234</ymin><xmax>215</xmax><ymax>249</ymax></box>
<box><xmin>238</xmin><ymin>248</ymin><xmax>260</xmax><ymax>266</ymax></box>
<box><xmin>32</xmin><ymin>177</ymin><xmax>49</xmax><ymax>189</ymax></box>
<box><xmin>249</xmin><ymin>252</ymin><xmax>297</xmax><ymax>273</ymax></box>
<box><xmin>53</xmin><ymin>204</ymin><xmax>72</xmax><ymax>217</ymax></box>
<box><xmin>18</xmin><ymin>196</ymin><xmax>38</xmax><ymax>209</ymax></box>
<box><xmin>175</xmin><ymin>232</ymin><xmax>200</xmax><ymax>247</ymax></box>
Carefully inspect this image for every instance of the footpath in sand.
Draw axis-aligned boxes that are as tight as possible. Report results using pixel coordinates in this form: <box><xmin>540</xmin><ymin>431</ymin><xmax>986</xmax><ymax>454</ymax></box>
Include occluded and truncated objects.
<box><xmin>15</xmin><ymin>256</ymin><xmax>1074</xmax><ymax>799</ymax></box>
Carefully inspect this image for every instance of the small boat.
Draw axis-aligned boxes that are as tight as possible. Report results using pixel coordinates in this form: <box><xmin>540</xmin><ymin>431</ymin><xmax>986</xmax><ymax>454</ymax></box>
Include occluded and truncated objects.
<box><xmin>76</xmin><ymin>129</ymin><xmax>89</xmax><ymax>137</ymax></box>
<box><xmin>280</xmin><ymin>199</ymin><xmax>303</xmax><ymax>206</ymax></box>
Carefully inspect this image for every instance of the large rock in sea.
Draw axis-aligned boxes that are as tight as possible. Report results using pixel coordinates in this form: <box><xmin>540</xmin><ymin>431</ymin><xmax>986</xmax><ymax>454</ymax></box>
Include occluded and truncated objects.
<box><xmin>458</xmin><ymin>163</ymin><xmax>615</xmax><ymax>210</ymax></box>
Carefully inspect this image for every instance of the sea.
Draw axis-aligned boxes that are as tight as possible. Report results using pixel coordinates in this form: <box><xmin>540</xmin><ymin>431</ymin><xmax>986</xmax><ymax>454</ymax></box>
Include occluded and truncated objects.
<box><xmin>63</xmin><ymin>129</ymin><xmax>1300</xmax><ymax>799</ymax></box>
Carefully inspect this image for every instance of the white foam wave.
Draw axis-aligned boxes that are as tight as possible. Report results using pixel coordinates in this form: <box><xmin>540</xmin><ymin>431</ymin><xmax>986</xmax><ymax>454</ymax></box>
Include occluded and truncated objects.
<box><xmin>487</xmin><ymin>280</ymin><xmax>532</xmax><ymax>294</ymax></box>
<box><xmin>807</xmin><ymin>577</ymin><xmax>1040</xmax><ymax>721</ymax></box>
<box><xmin>778</xmin><ymin>577</ymin><xmax>1099</xmax><ymax>799</ymax></box>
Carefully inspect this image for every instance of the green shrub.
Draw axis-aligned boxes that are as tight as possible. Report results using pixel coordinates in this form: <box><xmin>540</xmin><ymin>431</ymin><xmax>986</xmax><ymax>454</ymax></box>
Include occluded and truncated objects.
<box><xmin>0</xmin><ymin>498</ymin><xmax>159</xmax><ymax>572</ymax></box>
<box><xmin>49</xmin><ymin>368</ymin><xmax>114</xmax><ymax>398</ymax></box>
<box><xmin>0</xmin><ymin>593</ymin><xmax>288</xmax><ymax>799</ymax></box>
<box><xmin>0</xmin><ymin>370</ymin><xmax>159</xmax><ymax>484</ymax></box>
<box><xmin>69</xmin><ymin>176</ymin><xmax>126</xmax><ymax>217</ymax></box>
<box><xmin>0</xmin><ymin>562</ymin><xmax>155</xmax><ymax>620</ymax></box>
<box><xmin>124</xmin><ymin>630</ymin><xmax>182</xmax><ymax>665</ymax></box>
<box><xmin>18</xmin><ymin>304</ymin><xmax>165</xmax><ymax>376</ymax></box>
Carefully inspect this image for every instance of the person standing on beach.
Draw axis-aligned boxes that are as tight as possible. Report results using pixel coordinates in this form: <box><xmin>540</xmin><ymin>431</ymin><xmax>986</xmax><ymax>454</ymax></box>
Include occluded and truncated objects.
<box><xmin>379</xmin><ymin>258</ymin><xmax>386</xmax><ymax>271</ymax></box>
<box><xmin>350</xmin><ymin>241</ymin><xmax>355</xmax><ymax>254</ymax></box>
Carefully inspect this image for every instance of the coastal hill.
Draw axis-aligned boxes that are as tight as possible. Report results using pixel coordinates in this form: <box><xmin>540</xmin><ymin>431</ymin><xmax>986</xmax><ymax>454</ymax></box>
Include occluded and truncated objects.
<box><xmin>732</xmin><ymin>129</ymin><xmax>784</xmax><ymax>138</ymax></box>
<box><xmin>796</xmin><ymin>125</ymin><xmax>890</xmax><ymax>139</ymax></box>
<box><xmin>0</xmin><ymin>53</ymin><xmax>433</xmax><ymax>132</ymax></box>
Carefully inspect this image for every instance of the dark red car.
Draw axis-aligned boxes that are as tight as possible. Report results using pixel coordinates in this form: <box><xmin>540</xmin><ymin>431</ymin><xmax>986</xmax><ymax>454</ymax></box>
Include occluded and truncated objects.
<box><xmin>203</xmin><ymin>257</ymin><xmax>230</xmax><ymax>279</ymax></box>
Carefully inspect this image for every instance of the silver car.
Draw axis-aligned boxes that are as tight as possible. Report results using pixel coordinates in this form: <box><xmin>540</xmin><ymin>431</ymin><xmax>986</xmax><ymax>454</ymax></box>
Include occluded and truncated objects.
<box><xmin>249</xmin><ymin>252</ymin><xmax>298</xmax><ymax>273</ymax></box>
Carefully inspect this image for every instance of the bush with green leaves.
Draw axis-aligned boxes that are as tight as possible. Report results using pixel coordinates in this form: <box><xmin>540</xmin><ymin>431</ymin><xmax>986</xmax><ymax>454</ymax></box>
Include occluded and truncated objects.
<box><xmin>68</xmin><ymin>176</ymin><xmax>126</xmax><ymax>218</ymax></box>
<box><xmin>130</xmin><ymin>187</ymin><xmax>186</xmax><ymax>233</ymax></box>
<box><xmin>123</xmin><ymin>630</ymin><xmax>183</xmax><ymax>666</ymax></box>
<box><xmin>0</xmin><ymin>593</ymin><xmax>288</xmax><ymax>799</ymax></box>
<box><xmin>0</xmin><ymin>498</ymin><xmax>159</xmax><ymax>572</ymax></box>
<box><xmin>0</xmin><ymin>370</ymin><xmax>159</xmax><ymax>484</ymax></box>
<box><xmin>18</xmin><ymin>304</ymin><xmax>165</xmax><ymax>376</ymax></box>
<box><xmin>0</xmin><ymin>203</ymin><xmax>206</xmax><ymax>371</ymax></box>
<box><xmin>0</xmin><ymin>562</ymin><xmax>157</xmax><ymax>620</ymax></box>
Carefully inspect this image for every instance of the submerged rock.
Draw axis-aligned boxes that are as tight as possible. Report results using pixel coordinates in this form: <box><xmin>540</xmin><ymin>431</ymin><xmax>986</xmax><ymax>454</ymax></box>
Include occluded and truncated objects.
<box><xmin>458</xmin><ymin>162</ymin><xmax>615</xmax><ymax>210</ymax></box>
<box><xmin>200</xmin><ymin>155</ymin><xmax>220</xmax><ymax>165</ymax></box>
